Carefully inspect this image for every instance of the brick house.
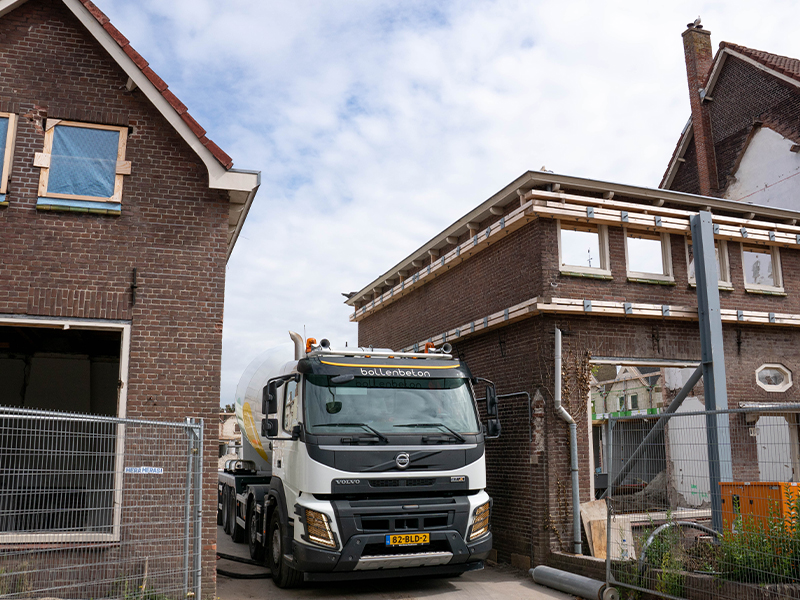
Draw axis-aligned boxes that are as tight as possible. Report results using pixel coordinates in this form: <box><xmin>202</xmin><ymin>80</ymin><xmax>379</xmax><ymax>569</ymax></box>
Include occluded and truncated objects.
<box><xmin>346</xmin><ymin>170</ymin><xmax>800</xmax><ymax>574</ymax></box>
<box><xmin>662</xmin><ymin>22</ymin><xmax>800</xmax><ymax>207</ymax></box>
<box><xmin>0</xmin><ymin>0</ymin><xmax>258</xmax><ymax>596</ymax></box>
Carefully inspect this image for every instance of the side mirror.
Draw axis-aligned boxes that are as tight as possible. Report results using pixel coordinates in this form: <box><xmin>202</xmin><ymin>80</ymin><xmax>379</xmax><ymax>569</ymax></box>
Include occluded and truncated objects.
<box><xmin>486</xmin><ymin>417</ymin><xmax>501</xmax><ymax>439</ymax></box>
<box><xmin>291</xmin><ymin>424</ymin><xmax>302</xmax><ymax>441</ymax></box>
<box><xmin>263</xmin><ymin>381</ymin><xmax>280</xmax><ymax>414</ymax></box>
<box><xmin>261</xmin><ymin>417</ymin><xmax>279</xmax><ymax>438</ymax></box>
<box><xmin>486</xmin><ymin>385</ymin><xmax>498</xmax><ymax>417</ymax></box>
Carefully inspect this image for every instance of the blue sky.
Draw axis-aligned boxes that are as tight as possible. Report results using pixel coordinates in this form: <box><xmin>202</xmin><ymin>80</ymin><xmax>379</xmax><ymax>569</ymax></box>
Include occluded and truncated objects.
<box><xmin>95</xmin><ymin>0</ymin><xmax>800</xmax><ymax>406</ymax></box>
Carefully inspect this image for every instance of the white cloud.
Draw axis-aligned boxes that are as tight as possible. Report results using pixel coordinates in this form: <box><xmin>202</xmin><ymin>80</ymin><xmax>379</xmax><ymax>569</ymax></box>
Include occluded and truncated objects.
<box><xmin>95</xmin><ymin>0</ymin><xmax>800</xmax><ymax>404</ymax></box>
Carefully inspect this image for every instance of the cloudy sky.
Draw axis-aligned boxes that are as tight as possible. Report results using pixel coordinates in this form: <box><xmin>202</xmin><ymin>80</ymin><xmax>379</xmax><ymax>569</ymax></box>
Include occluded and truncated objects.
<box><xmin>96</xmin><ymin>0</ymin><xmax>800</xmax><ymax>406</ymax></box>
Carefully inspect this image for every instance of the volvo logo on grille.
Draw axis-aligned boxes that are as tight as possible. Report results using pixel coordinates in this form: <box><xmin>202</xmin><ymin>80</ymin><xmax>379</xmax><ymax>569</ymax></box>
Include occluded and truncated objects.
<box><xmin>334</xmin><ymin>479</ymin><xmax>360</xmax><ymax>485</ymax></box>
<box><xmin>395</xmin><ymin>453</ymin><xmax>411</xmax><ymax>469</ymax></box>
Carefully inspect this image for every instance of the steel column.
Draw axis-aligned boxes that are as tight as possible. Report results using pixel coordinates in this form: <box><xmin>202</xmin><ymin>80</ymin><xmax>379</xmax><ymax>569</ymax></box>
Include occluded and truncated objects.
<box><xmin>690</xmin><ymin>210</ymin><xmax>733</xmax><ymax>532</ymax></box>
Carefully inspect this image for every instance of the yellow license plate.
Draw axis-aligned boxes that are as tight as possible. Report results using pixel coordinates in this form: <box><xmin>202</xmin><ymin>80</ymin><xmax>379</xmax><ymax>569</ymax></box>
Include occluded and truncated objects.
<box><xmin>386</xmin><ymin>533</ymin><xmax>430</xmax><ymax>546</ymax></box>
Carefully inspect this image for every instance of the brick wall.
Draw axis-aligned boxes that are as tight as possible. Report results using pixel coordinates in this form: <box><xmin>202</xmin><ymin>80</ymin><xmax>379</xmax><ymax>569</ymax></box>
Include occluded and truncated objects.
<box><xmin>357</xmin><ymin>204</ymin><xmax>800</xmax><ymax>568</ymax></box>
<box><xmin>668</xmin><ymin>54</ymin><xmax>800</xmax><ymax>196</ymax></box>
<box><xmin>0</xmin><ymin>1</ymin><xmax>228</xmax><ymax>596</ymax></box>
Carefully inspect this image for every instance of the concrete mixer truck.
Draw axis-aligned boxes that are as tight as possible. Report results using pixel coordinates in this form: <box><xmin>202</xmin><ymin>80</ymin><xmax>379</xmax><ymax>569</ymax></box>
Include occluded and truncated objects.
<box><xmin>217</xmin><ymin>332</ymin><xmax>500</xmax><ymax>588</ymax></box>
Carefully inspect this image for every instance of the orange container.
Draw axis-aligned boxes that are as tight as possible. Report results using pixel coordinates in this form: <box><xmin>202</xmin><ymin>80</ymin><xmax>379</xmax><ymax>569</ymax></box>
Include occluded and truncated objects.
<box><xmin>720</xmin><ymin>482</ymin><xmax>800</xmax><ymax>533</ymax></box>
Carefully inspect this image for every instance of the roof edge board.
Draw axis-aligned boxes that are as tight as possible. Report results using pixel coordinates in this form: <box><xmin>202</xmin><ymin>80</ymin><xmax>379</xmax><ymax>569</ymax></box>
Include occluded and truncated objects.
<box><xmin>720</xmin><ymin>48</ymin><xmax>800</xmax><ymax>92</ymax></box>
<box><xmin>347</xmin><ymin>170</ymin><xmax>800</xmax><ymax>307</ymax></box>
<box><xmin>661</xmin><ymin>119</ymin><xmax>693</xmax><ymax>190</ymax></box>
<box><xmin>225</xmin><ymin>177</ymin><xmax>261</xmax><ymax>264</ymax></box>
<box><xmin>0</xmin><ymin>0</ymin><xmax>25</xmax><ymax>19</ymax></box>
<box><xmin>60</xmin><ymin>0</ymin><xmax>232</xmax><ymax>188</ymax></box>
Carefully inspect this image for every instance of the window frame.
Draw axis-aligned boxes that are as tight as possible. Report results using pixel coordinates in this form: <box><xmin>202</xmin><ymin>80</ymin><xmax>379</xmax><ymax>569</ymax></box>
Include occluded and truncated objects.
<box><xmin>557</xmin><ymin>220</ymin><xmax>611</xmax><ymax>277</ymax></box>
<box><xmin>0</xmin><ymin>111</ymin><xmax>18</xmax><ymax>196</ymax></box>
<box><xmin>35</xmin><ymin>120</ymin><xmax>130</xmax><ymax>203</ymax></box>
<box><xmin>755</xmin><ymin>363</ymin><xmax>793</xmax><ymax>393</ymax></box>
<box><xmin>685</xmin><ymin>237</ymin><xmax>732</xmax><ymax>289</ymax></box>
<box><xmin>624</xmin><ymin>229</ymin><xmax>673</xmax><ymax>283</ymax></box>
<box><xmin>740</xmin><ymin>243</ymin><xmax>783</xmax><ymax>293</ymax></box>
<box><xmin>0</xmin><ymin>316</ymin><xmax>131</xmax><ymax>544</ymax></box>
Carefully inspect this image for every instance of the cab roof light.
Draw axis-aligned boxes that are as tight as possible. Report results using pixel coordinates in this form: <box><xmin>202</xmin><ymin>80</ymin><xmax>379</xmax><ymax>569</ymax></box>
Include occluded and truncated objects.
<box><xmin>306</xmin><ymin>337</ymin><xmax>317</xmax><ymax>353</ymax></box>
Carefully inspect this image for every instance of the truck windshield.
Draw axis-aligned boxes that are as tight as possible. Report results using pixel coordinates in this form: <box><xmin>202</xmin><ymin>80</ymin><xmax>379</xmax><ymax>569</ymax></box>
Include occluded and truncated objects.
<box><xmin>304</xmin><ymin>375</ymin><xmax>480</xmax><ymax>435</ymax></box>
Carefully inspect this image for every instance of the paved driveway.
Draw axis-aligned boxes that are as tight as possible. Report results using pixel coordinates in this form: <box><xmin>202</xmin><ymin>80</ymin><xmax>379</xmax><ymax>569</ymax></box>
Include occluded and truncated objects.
<box><xmin>216</xmin><ymin>527</ymin><xmax>573</xmax><ymax>600</ymax></box>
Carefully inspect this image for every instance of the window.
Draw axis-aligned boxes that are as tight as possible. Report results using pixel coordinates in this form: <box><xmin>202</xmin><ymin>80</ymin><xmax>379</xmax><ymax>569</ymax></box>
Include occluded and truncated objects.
<box><xmin>0</xmin><ymin>112</ymin><xmax>18</xmax><ymax>200</ymax></box>
<box><xmin>283</xmin><ymin>379</ymin><xmax>299</xmax><ymax>433</ymax></box>
<box><xmin>625</xmin><ymin>230</ymin><xmax>673</xmax><ymax>282</ymax></box>
<box><xmin>686</xmin><ymin>238</ymin><xmax>731</xmax><ymax>288</ymax></box>
<box><xmin>741</xmin><ymin>244</ymin><xmax>783</xmax><ymax>292</ymax></box>
<box><xmin>558</xmin><ymin>222</ymin><xmax>610</xmax><ymax>276</ymax></box>
<box><xmin>630</xmin><ymin>394</ymin><xmax>638</xmax><ymax>410</ymax></box>
<box><xmin>618</xmin><ymin>396</ymin><xmax>624</xmax><ymax>411</ymax></box>
<box><xmin>756</xmin><ymin>364</ymin><xmax>792</xmax><ymax>393</ymax></box>
<box><xmin>34</xmin><ymin>120</ymin><xmax>130</xmax><ymax>208</ymax></box>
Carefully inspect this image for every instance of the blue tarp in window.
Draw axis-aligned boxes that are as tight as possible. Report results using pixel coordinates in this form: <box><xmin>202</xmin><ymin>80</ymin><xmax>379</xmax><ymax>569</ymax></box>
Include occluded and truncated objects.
<box><xmin>0</xmin><ymin>117</ymin><xmax>8</xmax><ymax>183</ymax></box>
<box><xmin>48</xmin><ymin>126</ymin><xmax>119</xmax><ymax>198</ymax></box>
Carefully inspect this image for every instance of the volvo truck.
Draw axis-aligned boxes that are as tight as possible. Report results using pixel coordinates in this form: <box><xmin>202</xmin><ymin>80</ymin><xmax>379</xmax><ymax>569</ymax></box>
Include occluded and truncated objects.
<box><xmin>218</xmin><ymin>332</ymin><xmax>500</xmax><ymax>587</ymax></box>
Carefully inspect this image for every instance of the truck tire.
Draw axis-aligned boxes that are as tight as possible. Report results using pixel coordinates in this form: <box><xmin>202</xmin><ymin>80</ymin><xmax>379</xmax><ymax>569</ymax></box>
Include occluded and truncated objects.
<box><xmin>268</xmin><ymin>511</ymin><xmax>302</xmax><ymax>588</ymax></box>
<box><xmin>217</xmin><ymin>487</ymin><xmax>223</xmax><ymax>526</ymax></box>
<box><xmin>222</xmin><ymin>487</ymin><xmax>231</xmax><ymax>534</ymax></box>
<box><xmin>230</xmin><ymin>492</ymin><xmax>245</xmax><ymax>543</ymax></box>
<box><xmin>248</xmin><ymin>501</ymin><xmax>265</xmax><ymax>562</ymax></box>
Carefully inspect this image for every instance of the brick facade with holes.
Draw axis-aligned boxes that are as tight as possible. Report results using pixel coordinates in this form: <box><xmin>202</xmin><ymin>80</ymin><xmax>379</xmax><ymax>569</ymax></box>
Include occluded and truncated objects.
<box><xmin>0</xmin><ymin>0</ymin><xmax>229</xmax><ymax>596</ymax></box>
<box><xmin>355</xmin><ymin>194</ymin><xmax>800</xmax><ymax>569</ymax></box>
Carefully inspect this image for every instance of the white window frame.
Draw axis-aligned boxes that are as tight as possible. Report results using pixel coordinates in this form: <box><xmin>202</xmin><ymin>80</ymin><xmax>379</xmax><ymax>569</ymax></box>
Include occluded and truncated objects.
<box><xmin>624</xmin><ymin>229</ymin><xmax>673</xmax><ymax>283</ymax></box>
<box><xmin>557</xmin><ymin>221</ymin><xmax>611</xmax><ymax>277</ymax></box>
<box><xmin>0</xmin><ymin>112</ymin><xmax>18</xmax><ymax>195</ymax></box>
<box><xmin>755</xmin><ymin>363</ymin><xmax>793</xmax><ymax>393</ymax></box>
<box><xmin>0</xmin><ymin>315</ymin><xmax>131</xmax><ymax>544</ymax></box>
<box><xmin>34</xmin><ymin>120</ymin><xmax>130</xmax><ymax>203</ymax></box>
<box><xmin>741</xmin><ymin>243</ymin><xmax>784</xmax><ymax>293</ymax></box>
<box><xmin>685</xmin><ymin>237</ymin><xmax>732</xmax><ymax>289</ymax></box>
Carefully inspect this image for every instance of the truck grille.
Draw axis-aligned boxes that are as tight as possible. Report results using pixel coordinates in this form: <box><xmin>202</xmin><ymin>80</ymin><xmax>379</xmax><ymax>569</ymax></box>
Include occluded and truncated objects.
<box><xmin>368</xmin><ymin>478</ymin><xmax>435</xmax><ymax>488</ymax></box>
<box><xmin>359</xmin><ymin>513</ymin><xmax>450</xmax><ymax>532</ymax></box>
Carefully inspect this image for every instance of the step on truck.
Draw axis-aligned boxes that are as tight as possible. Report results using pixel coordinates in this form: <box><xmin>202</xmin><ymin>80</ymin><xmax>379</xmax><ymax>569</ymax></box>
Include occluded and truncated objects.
<box><xmin>218</xmin><ymin>332</ymin><xmax>501</xmax><ymax>587</ymax></box>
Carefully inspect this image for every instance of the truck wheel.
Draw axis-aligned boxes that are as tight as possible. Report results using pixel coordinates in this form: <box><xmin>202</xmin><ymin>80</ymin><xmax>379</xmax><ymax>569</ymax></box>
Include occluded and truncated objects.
<box><xmin>222</xmin><ymin>487</ymin><xmax>231</xmax><ymax>534</ymax></box>
<box><xmin>268</xmin><ymin>511</ymin><xmax>303</xmax><ymax>588</ymax></box>
<box><xmin>230</xmin><ymin>492</ymin><xmax>245</xmax><ymax>543</ymax></box>
<box><xmin>248</xmin><ymin>502</ymin><xmax>265</xmax><ymax>562</ymax></box>
<box><xmin>217</xmin><ymin>488</ymin><xmax>223</xmax><ymax>526</ymax></box>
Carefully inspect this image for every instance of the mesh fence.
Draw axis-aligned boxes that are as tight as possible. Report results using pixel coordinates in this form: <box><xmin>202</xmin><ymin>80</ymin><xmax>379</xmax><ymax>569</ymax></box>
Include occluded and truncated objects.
<box><xmin>604</xmin><ymin>404</ymin><xmax>800</xmax><ymax>600</ymax></box>
<box><xmin>0</xmin><ymin>406</ymin><xmax>203</xmax><ymax>599</ymax></box>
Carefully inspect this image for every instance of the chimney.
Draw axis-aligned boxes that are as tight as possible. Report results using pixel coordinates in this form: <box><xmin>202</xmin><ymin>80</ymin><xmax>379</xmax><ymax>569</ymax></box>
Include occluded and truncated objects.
<box><xmin>682</xmin><ymin>21</ymin><xmax>718</xmax><ymax>196</ymax></box>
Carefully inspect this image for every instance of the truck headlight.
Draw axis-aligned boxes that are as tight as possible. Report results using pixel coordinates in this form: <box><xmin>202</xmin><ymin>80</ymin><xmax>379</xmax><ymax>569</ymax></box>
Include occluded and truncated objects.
<box><xmin>305</xmin><ymin>508</ymin><xmax>336</xmax><ymax>548</ymax></box>
<box><xmin>469</xmin><ymin>502</ymin><xmax>490</xmax><ymax>541</ymax></box>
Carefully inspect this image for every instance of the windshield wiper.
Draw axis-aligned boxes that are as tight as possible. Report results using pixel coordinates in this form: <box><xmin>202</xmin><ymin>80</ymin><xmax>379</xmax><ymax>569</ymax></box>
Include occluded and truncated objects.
<box><xmin>394</xmin><ymin>423</ymin><xmax>466</xmax><ymax>443</ymax></box>
<box><xmin>319</xmin><ymin>422</ymin><xmax>389</xmax><ymax>443</ymax></box>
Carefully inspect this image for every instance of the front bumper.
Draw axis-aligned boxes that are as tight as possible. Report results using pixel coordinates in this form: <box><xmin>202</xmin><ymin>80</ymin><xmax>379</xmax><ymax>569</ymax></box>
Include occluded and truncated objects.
<box><xmin>292</xmin><ymin>530</ymin><xmax>492</xmax><ymax>579</ymax></box>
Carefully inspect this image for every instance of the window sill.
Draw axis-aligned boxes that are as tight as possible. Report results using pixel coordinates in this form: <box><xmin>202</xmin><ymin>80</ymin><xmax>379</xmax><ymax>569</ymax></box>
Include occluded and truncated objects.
<box><xmin>688</xmin><ymin>281</ymin><xmax>734</xmax><ymax>291</ymax></box>
<box><xmin>627</xmin><ymin>276</ymin><xmax>676</xmax><ymax>286</ymax></box>
<box><xmin>560</xmin><ymin>269</ymin><xmax>612</xmax><ymax>280</ymax></box>
<box><xmin>744</xmin><ymin>286</ymin><xmax>787</xmax><ymax>296</ymax></box>
<box><xmin>37</xmin><ymin>197</ymin><xmax>121</xmax><ymax>215</ymax></box>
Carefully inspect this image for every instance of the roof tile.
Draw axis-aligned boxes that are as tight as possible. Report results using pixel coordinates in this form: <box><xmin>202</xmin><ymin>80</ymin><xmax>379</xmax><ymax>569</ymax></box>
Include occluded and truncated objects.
<box><xmin>79</xmin><ymin>0</ymin><xmax>108</xmax><ymax>25</ymax></box>
<box><xmin>181</xmin><ymin>112</ymin><xmax>206</xmax><ymax>138</ymax></box>
<box><xmin>162</xmin><ymin>89</ymin><xmax>187</xmax><ymax>115</ymax></box>
<box><xmin>142</xmin><ymin>66</ymin><xmax>168</xmax><ymax>92</ymax></box>
<box><xmin>102</xmin><ymin>21</ymin><xmax>129</xmax><ymax>47</ymax></box>
<box><xmin>122</xmin><ymin>44</ymin><xmax>148</xmax><ymax>70</ymax></box>
<box><xmin>200</xmin><ymin>137</ymin><xmax>234</xmax><ymax>170</ymax></box>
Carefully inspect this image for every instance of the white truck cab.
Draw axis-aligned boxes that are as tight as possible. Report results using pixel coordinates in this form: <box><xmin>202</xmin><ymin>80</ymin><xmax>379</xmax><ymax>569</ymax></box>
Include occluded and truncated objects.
<box><xmin>218</xmin><ymin>333</ymin><xmax>500</xmax><ymax>587</ymax></box>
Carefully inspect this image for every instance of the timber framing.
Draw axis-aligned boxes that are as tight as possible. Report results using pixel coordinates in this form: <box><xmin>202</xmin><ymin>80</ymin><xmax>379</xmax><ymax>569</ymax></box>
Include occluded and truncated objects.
<box><xmin>400</xmin><ymin>295</ymin><xmax>800</xmax><ymax>353</ymax></box>
<box><xmin>349</xmin><ymin>171</ymin><xmax>800</xmax><ymax>323</ymax></box>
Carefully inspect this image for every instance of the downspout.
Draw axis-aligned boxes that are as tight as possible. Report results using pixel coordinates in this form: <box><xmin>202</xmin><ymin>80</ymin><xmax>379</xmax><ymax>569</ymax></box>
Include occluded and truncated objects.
<box><xmin>554</xmin><ymin>327</ymin><xmax>582</xmax><ymax>555</ymax></box>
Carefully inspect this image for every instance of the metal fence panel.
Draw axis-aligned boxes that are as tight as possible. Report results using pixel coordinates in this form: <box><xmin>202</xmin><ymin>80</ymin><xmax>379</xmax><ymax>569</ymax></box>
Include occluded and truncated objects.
<box><xmin>606</xmin><ymin>405</ymin><xmax>800</xmax><ymax>599</ymax></box>
<box><xmin>0</xmin><ymin>406</ymin><xmax>203</xmax><ymax>599</ymax></box>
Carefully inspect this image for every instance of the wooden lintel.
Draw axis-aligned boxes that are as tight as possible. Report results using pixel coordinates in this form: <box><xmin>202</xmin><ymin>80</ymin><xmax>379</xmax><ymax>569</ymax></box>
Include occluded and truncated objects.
<box><xmin>33</xmin><ymin>152</ymin><xmax>50</xmax><ymax>168</ymax></box>
<box><xmin>116</xmin><ymin>160</ymin><xmax>132</xmax><ymax>175</ymax></box>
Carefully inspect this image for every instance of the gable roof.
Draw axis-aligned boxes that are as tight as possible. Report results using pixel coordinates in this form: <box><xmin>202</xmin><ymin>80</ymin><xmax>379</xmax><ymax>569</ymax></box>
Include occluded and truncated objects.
<box><xmin>660</xmin><ymin>42</ymin><xmax>800</xmax><ymax>191</ymax></box>
<box><xmin>0</xmin><ymin>0</ymin><xmax>260</xmax><ymax>262</ymax></box>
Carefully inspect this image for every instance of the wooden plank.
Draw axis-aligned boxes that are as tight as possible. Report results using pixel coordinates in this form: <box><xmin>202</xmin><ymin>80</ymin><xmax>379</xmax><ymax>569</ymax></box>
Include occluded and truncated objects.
<box><xmin>580</xmin><ymin>499</ymin><xmax>608</xmax><ymax>557</ymax></box>
<box><xmin>37</xmin><ymin>127</ymin><xmax>54</xmax><ymax>197</ymax></box>
<box><xmin>589</xmin><ymin>520</ymin><xmax>607</xmax><ymax>559</ymax></box>
<box><xmin>33</xmin><ymin>152</ymin><xmax>50</xmax><ymax>168</ymax></box>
